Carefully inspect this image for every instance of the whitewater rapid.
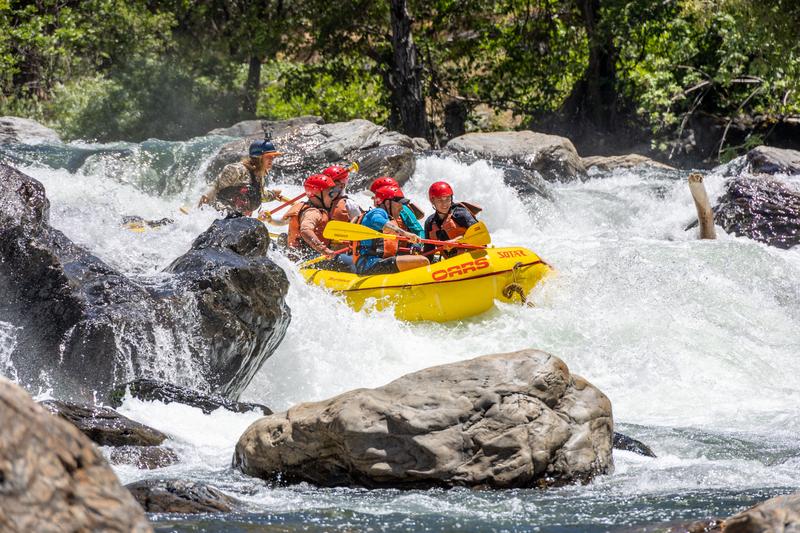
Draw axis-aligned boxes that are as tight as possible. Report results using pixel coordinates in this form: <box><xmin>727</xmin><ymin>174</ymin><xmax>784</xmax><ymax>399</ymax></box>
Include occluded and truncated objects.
<box><xmin>3</xmin><ymin>137</ymin><xmax>799</xmax><ymax>530</ymax></box>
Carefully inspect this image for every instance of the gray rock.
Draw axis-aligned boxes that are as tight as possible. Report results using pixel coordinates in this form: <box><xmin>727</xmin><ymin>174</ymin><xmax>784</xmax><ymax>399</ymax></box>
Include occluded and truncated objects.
<box><xmin>0</xmin><ymin>377</ymin><xmax>152</xmax><ymax>532</ymax></box>
<box><xmin>746</xmin><ymin>146</ymin><xmax>800</xmax><ymax>175</ymax></box>
<box><xmin>1</xmin><ymin>164</ymin><xmax>290</xmax><ymax>401</ymax></box>
<box><xmin>126</xmin><ymin>479</ymin><xmax>240</xmax><ymax>514</ymax></box>
<box><xmin>110</xmin><ymin>378</ymin><xmax>272</xmax><ymax>415</ymax></box>
<box><xmin>445</xmin><ymin>131</ymin><xmax>586</xmax><ymax>182</ymax></box>
<box><xmin>40</xmin><ymin>400</ymin><xmax>167</xmax><ymax>447</ymax></box>
<box><xmin>583</xmin><ymin>154</ymin><xmax>675</xmax><ymax>172</ymax></box>
<box><xmin>233</xmin><ymin>349</ymin><xmax>613</xmax><ymax>489</ymax></box>
<box><xmin>612</xmin><ymin>432</ymin><xmax>656</xmax><ymax>458</ymax></box>
<box><xmin>0</xmin><ymin>116</ymin><xmax>61</xmax><ymax>144</ymax></box>
<box><xmin>722</xmin><ymin>491</ymin><xmax>800</xmax><ymax>533</ymax></box>
<box><xmin>108</xmin><ymin>446</ymin><xmax>180</xmax><ymax>470</ymax></box>
<box><xmin>207</xmin><ymin>116</ymin><xmax>324</xmax><ymax>138</ymax></box>
<box><xmin>205</xmin><ymin>119</ymin><xmax>417</xmax><ymax>191</ymax></box>
<box><xmin>441</xmin><ymin>151</ymin><xmax>552</xmax><ymax>200</ymax></box>
<box><xmin>714</xmin><ymin>176</ymin><xmax>800</xmax><ymax>249</ymax></box>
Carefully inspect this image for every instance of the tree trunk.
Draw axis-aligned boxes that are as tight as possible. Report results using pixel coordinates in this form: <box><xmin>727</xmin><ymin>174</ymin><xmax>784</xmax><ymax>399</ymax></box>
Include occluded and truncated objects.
<box><xmin>560</xmin><ymin>0</ymin><xmax>618</xmax><ymax>133</ymax></box>
<box><xmin>388</xmin><ymin>0</ymin><xmax>428</xmax><ymax>139</ymax></box>
<box><xmin>243</xmin><ymin>55</ymin><xmax>262</xmax><ymax>116</ymax></box>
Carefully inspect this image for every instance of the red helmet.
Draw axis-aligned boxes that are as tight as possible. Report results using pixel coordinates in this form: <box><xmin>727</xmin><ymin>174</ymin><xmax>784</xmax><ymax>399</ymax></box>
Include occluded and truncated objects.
<box><xmin>373</xmin><ymin>185</ymin><xmax>405</xmax><ymax>204</ymax></box>
<box><xmin>322</xmin><ymin>165</ymin><xmax>349</xmax><ymax>183</ymax></box>
<box><xmin>304</xmin><ymin>174</ymin><xmax>335</xmax><ymax>196</ymax></box>
<box><xmin>369</xmin><ymin>176</ymin><xmax>399</xmax><ymax>194</ymax></box>
<box><xmin>428</xmin><ymin>181</ymin><xmax>454</xmax><ymax>200</ymax></box>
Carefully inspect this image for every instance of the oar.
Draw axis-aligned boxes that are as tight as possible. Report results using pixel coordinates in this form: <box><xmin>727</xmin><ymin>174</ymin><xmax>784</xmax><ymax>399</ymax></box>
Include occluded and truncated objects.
<box><xmin>298</xmin><ymin>247</ymin><xmax>350</xmax><ymax>268</ymax></box>
<box><xmin>423</xmin><ymin>221</ymin><xmax>491</xmax><ymax>256</ymax></box>
<box><xmin>323</xmin><ymin>221</ymin><xmax>487</xmax><ymax>249</ymax></box>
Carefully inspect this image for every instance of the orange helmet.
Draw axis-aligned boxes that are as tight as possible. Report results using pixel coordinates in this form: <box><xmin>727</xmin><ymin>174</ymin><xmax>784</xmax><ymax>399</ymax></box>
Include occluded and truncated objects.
<box><xmin>428</xmin><ymin>181</ymin><xmax>454</xmax><ymax>200</ymax></box>
<box><xmin>304</xmin><ymin>174</ymin><xmax>335</xmax><ymax>196</ymax></box>
<box><xmin>373</xmin><ymin>185</ymin><xmax>405</xmax><ymax>204</ymax></box>
<box><xmin>322</xmin><ymin>165</ymin><xmax>349</xmax><ymax>183</ymax></box>
<box><xmin>370</xmin><ymin>176</ymin><xmax>400</xmax><ymax>194</ymax></box>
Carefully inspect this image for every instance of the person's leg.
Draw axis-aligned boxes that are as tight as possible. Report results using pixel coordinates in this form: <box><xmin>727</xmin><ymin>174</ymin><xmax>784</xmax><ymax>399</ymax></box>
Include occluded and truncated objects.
<box><xmin>396</xmin><ymin>255</ymin><xmax>429</xmax><ymax>272</ymax></box>
<box><xmin>362</xmin><ymin>257</ymin><xmax>399</xmax><ymax>275</ymax></box>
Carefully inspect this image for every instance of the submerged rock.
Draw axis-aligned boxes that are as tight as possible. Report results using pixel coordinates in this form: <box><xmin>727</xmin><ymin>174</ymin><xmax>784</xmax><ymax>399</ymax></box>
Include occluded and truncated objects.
<box><xmin>0</xmin><ymin>377</ymin><xmax>152</xmax><ymax>532</ymax></box>
<box><xmin>0</xmin><ymin>164</ymin><xmax>290</xmax><ymax>401</ymax></box>
<box><xmin>205</xmin><ymin>119</ymin><xmax>417</xmax><ymax>191</ymax></box>
<box><xmin>0</xmin><ymin>116</ymin><xmax>61</xmax><ymax>144</ymax></box>
<box><xmin>110</xmin><ymin>378</ymin><xmax>272</xmax><ymax>415</ymax></box>
<box><xmin>126</xmin><ymin>479</ymin><xmax>240</xmax><ymax>514</ymax></box>
<box><xmin>445</xmin><ymin>131</ymin><xmax>586</xmax><ymax>183</ymax></box>
<box><xmin>40</xmin><ymin>400</ymin><xmax>167</xmax><ymax>447</ymax></box>
<box><xmin>746</xmin><ymin>146</ymin><xmax>800</xmax><ymax>175</ymax></box>
<box><xmin>612</xmin><ymin>432</ymin><xmax>657</xmax><ymax>458</ymax></box>
<box><xmin>714</xmin><ymin>176</ymin><xmax>800</xmax><ymax>249</ymax></box>
<box><xmin>233</xmin><ymin>349</ymin><xmax>613</xmax><ymax>489</ymax></box>
<box><xmin>582</xmin><ymin>154</ymin><xmax>675</xmax><ymax>172</ymax></box>
<box><xmin>722</xmin><ymin>491</ymin><xmax>800</xmax><ymax>533</ymax></box>
<box><xmin>108</xmin><ymin>446</ymin><xmax>180</xmax><ymax>470</ymax></box>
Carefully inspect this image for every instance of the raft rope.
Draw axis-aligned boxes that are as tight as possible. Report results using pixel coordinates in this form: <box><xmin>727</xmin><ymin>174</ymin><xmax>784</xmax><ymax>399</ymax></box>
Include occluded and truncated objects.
<box><xmin>502</xmin><ymin>262</ymin><xmax>534</xmax><ymax>306</ymax></box>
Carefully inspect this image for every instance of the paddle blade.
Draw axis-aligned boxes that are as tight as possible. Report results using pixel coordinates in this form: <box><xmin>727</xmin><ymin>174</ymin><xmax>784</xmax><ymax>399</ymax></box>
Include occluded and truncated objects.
<box><xmin>323</xmin><ymin>220</ymin><xmax>398</xmax><ymax>242</ymax></box>
<box><xmin>462</xmin><ymin>221</ymin><xmax>491</xmax><ymax>246</ymax></box>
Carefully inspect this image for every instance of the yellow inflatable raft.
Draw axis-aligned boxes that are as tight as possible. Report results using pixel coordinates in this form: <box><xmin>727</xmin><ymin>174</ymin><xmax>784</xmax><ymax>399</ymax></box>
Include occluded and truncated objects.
<box><xmin>301</xmin><ymin>246</ymin><xmax>552</xmax><ymax>322</ymax></box>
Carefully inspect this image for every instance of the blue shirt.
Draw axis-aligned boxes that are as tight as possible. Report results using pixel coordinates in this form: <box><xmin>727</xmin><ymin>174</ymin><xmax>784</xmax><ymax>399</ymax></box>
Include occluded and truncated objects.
<box><xmin>358</xmin><ymin>208</ymin><xmax>390</xmax><ymax>261</ymax></box>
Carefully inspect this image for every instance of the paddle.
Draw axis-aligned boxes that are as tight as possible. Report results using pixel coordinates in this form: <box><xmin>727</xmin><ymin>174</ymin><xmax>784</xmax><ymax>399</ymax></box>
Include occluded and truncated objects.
<box><xmin>323</xmin><ymin>221</ymin><xmax>488</xmax><ymax>250</ymax></box>
<box><xmin>422</xmin><ymin>221</ymin><xmax>491</xmax><ymax>256</ymax></box>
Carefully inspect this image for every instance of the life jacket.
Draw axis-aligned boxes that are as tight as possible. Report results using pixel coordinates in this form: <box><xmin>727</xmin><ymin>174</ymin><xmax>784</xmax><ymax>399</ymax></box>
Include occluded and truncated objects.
<box><xmin>329</xmin><ymin>196</ymin><xmax>352</xmax><ymax>222</ymax></box>
<box><xmin>429</xmin><ymin>202</ymin><xmax>481</xmax><ymax>241</ymax></box>
<box><xmin>355</xmin><ymin>210</ymin><xmax>399</xmax><ymax>259</ymax></box>
<box><xmin>286</xmin><ymin>202</ymin><xmax>329</xmax><ymax>252</ymax></box>
<box><xmin>215</xmin><ymin>166</ymin><xmax>262</xmax><ymax>215</ymax></box>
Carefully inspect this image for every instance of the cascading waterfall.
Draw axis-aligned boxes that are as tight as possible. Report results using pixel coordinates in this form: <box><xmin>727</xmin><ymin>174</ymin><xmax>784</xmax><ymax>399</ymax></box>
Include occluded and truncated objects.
<box><xmin>2</xmin><ymin>137</ymin><xmax>799</xmax><ymax>531</ymax></box>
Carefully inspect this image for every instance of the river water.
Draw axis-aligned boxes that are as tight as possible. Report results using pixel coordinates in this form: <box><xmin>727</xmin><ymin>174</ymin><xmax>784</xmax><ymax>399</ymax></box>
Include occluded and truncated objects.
<box><xmin>2</xmin><ymin>137</ymin><xmax>799</xmax><ymax>532</ymax></box>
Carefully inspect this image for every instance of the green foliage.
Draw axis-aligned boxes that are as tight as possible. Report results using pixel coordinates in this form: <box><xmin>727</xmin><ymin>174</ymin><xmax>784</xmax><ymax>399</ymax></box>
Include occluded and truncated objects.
<box><xmin>258</xmin><ymin>60</ymin><xmax>390</xmax><ymax>124</ymax></box>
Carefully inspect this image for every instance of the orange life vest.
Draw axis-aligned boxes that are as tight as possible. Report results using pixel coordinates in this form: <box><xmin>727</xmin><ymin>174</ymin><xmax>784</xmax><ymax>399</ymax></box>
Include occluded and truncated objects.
<box><xmin>329</xmin><ymin>197</ymin><xmax>352</xmax><ymax>222</ymax></box>
<box><xmin>286</xmin><ymin>202</ymin><xmax>329</xmax><ymax>251</ymax></box>
<box><xmin>429</xmin><ymin>202</ymin><xmax>481</xmax><ymax>240</ymax></box>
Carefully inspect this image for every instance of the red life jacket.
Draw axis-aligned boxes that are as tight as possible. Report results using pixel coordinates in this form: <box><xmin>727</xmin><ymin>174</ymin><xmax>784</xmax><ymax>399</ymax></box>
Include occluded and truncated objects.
<box><xmin>215</xmin><ymin>167</ymin><xmax>262</xmax><ymax>215</ymax></box>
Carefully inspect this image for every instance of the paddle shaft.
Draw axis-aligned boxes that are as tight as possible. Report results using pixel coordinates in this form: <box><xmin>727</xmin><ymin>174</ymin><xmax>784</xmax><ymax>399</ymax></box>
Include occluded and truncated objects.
<box><xmin>299</xmin><ymin>247</ymin><xmax>349</xmax><ymax>267</ymax></box>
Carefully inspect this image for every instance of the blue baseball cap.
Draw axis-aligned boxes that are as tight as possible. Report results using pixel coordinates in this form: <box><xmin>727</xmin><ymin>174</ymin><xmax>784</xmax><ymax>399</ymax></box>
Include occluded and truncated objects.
<box><xmin>249</xmin><ymin>139</ymin><xmax>283</xmax><ymax>157</ymax></box>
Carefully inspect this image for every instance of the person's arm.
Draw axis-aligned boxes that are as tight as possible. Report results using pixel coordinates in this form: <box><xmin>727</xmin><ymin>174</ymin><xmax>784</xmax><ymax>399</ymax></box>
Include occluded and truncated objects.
<box><xmin>345</xmin><ymin>198</ymin><xmax>364</xmax><ymax>221</ymax></box>
<box><xmin>299</xmin><ymin>210</ymin><xmax>334</xmax><ymax>255</ymax></box>
<box><xmin>383</xmin><ymin>220</ymin><xmax>421</xmax><ymax>243</ymax></box>
<box><xmin>451</xmin><ymin>205</ymin><xmax>478</xmax><ymax>228</ymax></box>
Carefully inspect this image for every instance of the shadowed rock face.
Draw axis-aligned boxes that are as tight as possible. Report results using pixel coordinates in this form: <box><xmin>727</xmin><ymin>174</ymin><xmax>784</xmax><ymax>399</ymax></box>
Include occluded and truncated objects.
<box><xmin>746</xmin><ymin>146</ymin><xmax>800</xmax><ymax>176</ymax></box>
<box><xmin>722</xmin><ymin>492</ymin><xmax>800</xmax><ymax>533</ymax></box>
<box><xmin>714</xmin><ymin>176</ymin><xmax>800</xmax><ymax>249</ymax></box>
<box><xmin>233</xmin><ymin>349</ymin><xmax>613</xmax><ymax>489</ymax></box>
<box><xmin>205</xmin><ymin>119</ymin><xmax>417</xmax><ymax>191</ymax></box>
<box><xmin>445</xmin><ymin>131</ymin><xmax>587</xmax><ymax>183</ymax></box>
<box><xmin>0</xmin><ymin>377</ymin><xmax>152</xmax><ymax>533</ymax></box>
<box><xmin>126</xmin><ymin>479</ymin><xmax>240</xmax><ymax>514</ymax></box>
<box><xmin>0</xmin><ymin>164</ymin><xmax>290</xmax><ymax>401</ymax></box>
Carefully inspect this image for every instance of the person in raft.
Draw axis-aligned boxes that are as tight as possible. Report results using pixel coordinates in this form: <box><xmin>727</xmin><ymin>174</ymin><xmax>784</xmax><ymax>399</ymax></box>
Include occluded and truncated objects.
<box><xmin>198</xmin><ymin>139</ymin><xmax>283</xmax><ymax>216</ymax></box>
<box><xmin>356</xmin><ymin>185</ymin><xmax>429</xmax><ymax>275</ymax></box>
<box><xmin>423</xmin><ymin>181</ymin><xmax>482</xmax><ymax>260</ymax></box>
<box><xmin>369</xmin><ymin>176</ymin><xmax>425</xmax><ymax>240</ymax></box>
<box><xmin>282</xmin><ymin>174</ymin><xmax>354</xmax><ymax>271</ymax></box>
<box><xmin>323</xmin><ymin>165</ymin><xmax>363</xmax><ymax>221</ymax></box>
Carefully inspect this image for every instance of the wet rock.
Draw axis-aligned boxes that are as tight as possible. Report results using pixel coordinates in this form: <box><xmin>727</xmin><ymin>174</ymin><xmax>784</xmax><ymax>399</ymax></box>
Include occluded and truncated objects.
<box><xmin>722</xmin><ymin>491</ymin><xmax>800</xmax><ymax>533</ymax></box>
<box><xmin>110</xmin><ymin>378</ymin><xmax>272</xmax><ymax>415</ymax></box>
<box><xmin>234</xmin><ymin>349</ymin><xmax>613</xmax><ymax>489</ymax></box>
<box><xmin>583</xmin><ymin>154</ymin><xmax>675</xmax><ymax>172</ymax></box>
<box><xmin>714</xmin><ymin>176</ymin><xmax>800</xmax><ymax>249</ymax></box>
<box><xmin>746</xmin><ymin>146</ymin><xmax>800</xmax><ymax>175</ymax></box>
<box><xmin>0</xmin><ymin>377</ymin><xmax>152</xmax><ymax>532</ymax></box>
<box><xmin>207</xmin><ymin>115</ymin><xmax>323</xmax><ymax>138</ymax></box>
<box><xmin>0</xmin><ymin>116</ymin><xmax>61</xmax><ymax>144</ymax></box>
<box><xmin>0</xmin><ymin>164</ymin><xmax>290</xmax><ymax>401</ymax></box>
<box><xmin>40</xmin><ymin>400</ymin><xmax>167</xmax><ymax>446</ymax></box>
<box><xmin>108</xmin><ymin>446</ymin><xmax>180</xmax><ymax>470</ymax></box>
<box><xmin>126</xmin><ymin>479</ymin><xmax>240</xmax><ymax>514</ymax></box>
<box><xmin>612</xmin><ymin>432</ymin><xmax>657</xmax><ymax>458</ymax></box>
<box><xmin>445</xmin><ymin>131</ymin><xmax>586</xmax><ymax>183</ymax></box>
<box><xmin>205</xmin><ymin>119</ymin><xmax>417</xmax><ymax>191</ymax></box>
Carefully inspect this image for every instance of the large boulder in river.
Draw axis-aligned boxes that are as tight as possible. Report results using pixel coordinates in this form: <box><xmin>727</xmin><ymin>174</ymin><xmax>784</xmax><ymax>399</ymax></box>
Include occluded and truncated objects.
<box><xmin>745</xmin><ymin>146</ymin><xmax>800</xmax><ymax>175</ymax></box>
<box><xmin>207</xmin><ymin>115</ymin><xmax>324</xmax><ymax>138</ymax></box>
<box><xmin>233</xmin><ymin>349</ymin><xmax>613</xmax><ymax>489</ymax></box>
<box><xmin>40</xmin><ymin>400</ymin><xmax>168</xmax><ymax>446</ymax></box>
<box><xmin>582</xmin><ymin>154</ymin><xmax>675</xmax><ymax>172</ymax></box>
<box><xmin>445</xmin><ymin>131</ymin><xmax>586</xmax><ymax>183</ymax></box>
<box><xmin>205</xmin><ymin>119</ymin><xmax>417</xmax><ymax>191</ymax></box>
<box><xmin>126</xmin><ymin>479</ymin><xmax>240</xmax><ymax>514</ymax></box>
<box><xmin>0</xmin><ymin>163</ymin><xmax>290</xmax><ymax>401</ymax></box>
<box><xmin>722</xmin><ymin>491</ymin><xmax>800</xmax><ymax>533</ymax></box>
<box><xmin>0</xmin><ymin>377</ymin><xmax>152</xmax><ymax>532</ymax></box>
<box><xmin>714</xmin><ymin>176</ymin><xmax>800</xmax><ymax>249</ymax></box>
<box><xmin>0</xmin><ymin>116</ymin><xmax>61</xmax><ymax>144</ymax></box>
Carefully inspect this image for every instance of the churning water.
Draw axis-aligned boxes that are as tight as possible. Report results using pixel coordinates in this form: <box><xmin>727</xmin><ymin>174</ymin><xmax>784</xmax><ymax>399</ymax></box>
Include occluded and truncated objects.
<box><xmin>2</xmin><ymin>137</ymin><xmax>799</xmax><ymax>532</ymax></box>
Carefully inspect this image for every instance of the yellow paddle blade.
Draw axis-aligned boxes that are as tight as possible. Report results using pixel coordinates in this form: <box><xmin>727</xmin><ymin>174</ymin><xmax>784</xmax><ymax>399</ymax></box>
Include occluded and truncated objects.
<box><xmin>323</xmin><ymin>220</ymin><xmax>399</xmax><ymax>242</ymax></box>
<box><xmin>461</xmin><ymin>221</ymin><xmax>491</xmax><ymax>246</ymax></box>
